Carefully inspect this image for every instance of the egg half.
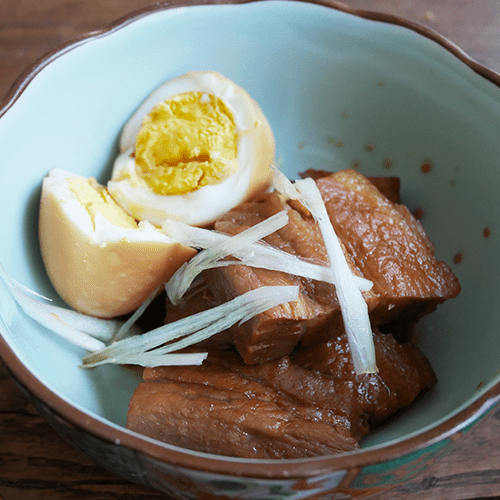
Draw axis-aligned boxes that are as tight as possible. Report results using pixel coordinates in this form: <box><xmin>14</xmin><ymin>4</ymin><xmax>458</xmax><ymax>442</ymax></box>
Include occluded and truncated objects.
<box><xmin>108</xmin><ymin>71</ymin><xmax>275</xmax><ymax>227</ymax></box>
<box><xmin>39</xmin><ymin>169</ymin><xmax>196</xmax><ymax>318</ymax></box>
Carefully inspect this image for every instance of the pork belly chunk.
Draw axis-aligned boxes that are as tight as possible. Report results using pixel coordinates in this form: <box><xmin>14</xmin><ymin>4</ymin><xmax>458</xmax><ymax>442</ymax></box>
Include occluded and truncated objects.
<box><xmin>204</xmin><ymin>191</ymin><xmax>346</xmax><ymax>364</ymax></box>
<box><xmin>300</xmin><ymin>168</ymin><xmax>402</xmax><ymax>204</ymax></box>
<box><xmin>316</xmin><ymin>170</ymin><xmax>461</xmax><ymax>327</ymax></box>
<box><xmin>126</xmin><ymin>331</ymin><xmax>436</xmax><ymax>456</ymax></box>
<box><xmin>127</xmin><ymin>350</ymin><xmax>359</xmax><ymax>459</ymax></box>
<box><xmin>198</xmin><ymin>170</ymin><xmax>459</xmax><ymax>363</ymax></box>
<box><xmin>293</xmin><ymin>329</ymin><xmax>437</xmax><ymax>436</ymax></box>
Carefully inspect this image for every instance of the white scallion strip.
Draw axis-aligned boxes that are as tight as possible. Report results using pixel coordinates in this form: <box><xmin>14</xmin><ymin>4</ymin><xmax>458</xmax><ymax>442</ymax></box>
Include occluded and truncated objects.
<box><xmin>8</xmin><ymin>285</ymin><xmax>105</xmax><ymax>351</ymax></box>
<box><xmin>81</xmin><ymin>285</ymin><xmax>299</xmax><ymax>368</ymax></box>
<box><xmin>291</xmin><ymin>177</ymin><xmax>377</xmax><ymax>374</ymax></box>
<box><xmin>0</xmin><ymin>264</ymin><xmax>140</xmax><ymax>349</ymax></box>
<box><xmin>163</xmin><ymin>219</ymin><xmax>372</xmax><ymax>292</ymax></box>
<box><xmin>110</xmin><ymin>284</ymin><xmax>162</xmax><ymax>343</ymax></box>
<box><xmin>102</xmin><ymin>351</ymin><xmax>208</xmax><ymax>368</ymax></box>
<box><xmin>165</xmin><ymin>211</ymin><xmax>290</xmax><ymax>305</ymax></box>
<box><xmin>271</xmin><ymin>164</ymin><xmax>307</xmax><ymax>206</ymax></box>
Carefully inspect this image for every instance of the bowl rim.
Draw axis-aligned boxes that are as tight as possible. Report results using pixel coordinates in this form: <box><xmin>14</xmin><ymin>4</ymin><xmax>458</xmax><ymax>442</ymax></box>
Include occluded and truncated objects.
<box><xmin>3</xmin><ymin>330</ymin><xmax>500</xmax><ymax>479</ymax></box>
<box><xmin>2</xmin><ymin>0</ymin><xmax>500</xmax><ymax>117</ymax></box>
<box><xmin>2</xmin><ymin>0</ymin><xmax>500</xmax><ymax>479</ymax></box>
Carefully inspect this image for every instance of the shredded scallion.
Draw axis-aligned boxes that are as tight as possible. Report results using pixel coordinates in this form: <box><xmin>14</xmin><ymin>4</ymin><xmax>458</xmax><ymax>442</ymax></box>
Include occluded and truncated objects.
<box><xmin>165</xmin><ymin>211</ymin><xmax>290</xmax><ymax>304</ymax></box>
<box><xmin>0</xmin><ymin>264</ymin><xmax>140</xmax><ymax>351</ymax></box>
<box><xmin>163</xmin><ymin>219</ymin><xmax>372</xmax><ymax>292</ymax></box>
<box><xmin>81</xmin><ymin>285</ymin><xmax>299</xmax><ymax>368</ymax></box>
<box><xmin>274</xmin><ymin>175</ymin><xmax>377</xmax><ymax>374</ymax></box>
<box><xmin>110</xmin><ymin>284</ymin><xmax>162</xmax><ymax>343</ymax></box>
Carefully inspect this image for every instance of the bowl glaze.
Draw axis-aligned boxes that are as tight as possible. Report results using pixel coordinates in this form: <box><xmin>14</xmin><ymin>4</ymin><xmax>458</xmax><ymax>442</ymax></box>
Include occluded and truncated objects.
<box><xmin>2</xmin><ymin>1</ymin><xmax>500</xmax><ymax>498</ymax></box>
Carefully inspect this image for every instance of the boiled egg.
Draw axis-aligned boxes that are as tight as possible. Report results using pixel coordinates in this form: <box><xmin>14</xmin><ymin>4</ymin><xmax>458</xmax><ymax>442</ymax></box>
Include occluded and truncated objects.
<box><xmin>107</xmin><ymin>71</ymin><xmax>275</xmax><ymax>227</ymax></box>
<box><xmin>39</xmin><ymin>169</ymin><xmax>196</xmax><ymax>318</ymax></box>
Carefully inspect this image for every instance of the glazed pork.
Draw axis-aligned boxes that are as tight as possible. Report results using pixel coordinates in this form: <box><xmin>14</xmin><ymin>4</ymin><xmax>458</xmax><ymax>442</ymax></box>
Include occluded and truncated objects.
<box><xmin>200</xmin><ymin>169</ymin><xmax>460</xmax><ymax>363</ymax></box>
<box><xmin>127</xmin><ymin>169</ymin><xmax>458</xmax><ymax>459</ymax></box>
<box><xmin>127</xmin><ymin>330</ymin><xmax>436</xmax><ymax>458</ymax></box>
<box><xmin>315</xmin><ymin>170</ymin><xmax>460</xmax><ymax>327</ymax></box>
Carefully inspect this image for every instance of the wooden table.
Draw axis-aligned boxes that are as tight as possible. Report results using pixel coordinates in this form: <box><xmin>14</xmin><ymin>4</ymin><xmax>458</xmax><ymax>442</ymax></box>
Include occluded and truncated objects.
<box><xmin>1</xmin><ymin>1</ymin><xmax>500</xmax><ymax>498</ymax></box>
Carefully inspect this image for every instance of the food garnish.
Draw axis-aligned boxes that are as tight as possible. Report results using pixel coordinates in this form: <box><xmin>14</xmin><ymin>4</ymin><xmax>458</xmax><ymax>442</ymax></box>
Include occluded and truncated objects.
<box><xmin>81</xmin><ymin>286</ymin><xmax>299</xmax><ymax>368</ymax></box>
<box><xmin>270</xmin><ymin>167</ymin><xmax>377</xmax><ymax>374</ymax></box>
<box><xmin>0</xmin><ymin>264</ymin><xmax>140</xmax><ymax>351</ymax></box>
<box><xmin>162</xmin><ymin>219</ymin><xmax>372</xmax><ymax>293</ymax></box>
<box><xmin>1</xmin><ymin>261</ymin><xmax>299</xmax><ymax>368</ymax></box>
<box><xmin>293</xmin><ymin>177</ymin><xmax>377</xmax><ymax>374</ymax></box>
<box><xmin>164</xmin><ymin>210</ymin><xmax>291</xmax><ymax>305</ymax></box>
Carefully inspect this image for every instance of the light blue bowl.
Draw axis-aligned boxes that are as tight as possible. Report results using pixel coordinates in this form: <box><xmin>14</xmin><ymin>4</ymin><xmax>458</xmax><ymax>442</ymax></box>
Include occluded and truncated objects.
<box><xmin>1</xmin><ymin>0</ymin><xmax>500</xmax><ymax>498</ymax></box>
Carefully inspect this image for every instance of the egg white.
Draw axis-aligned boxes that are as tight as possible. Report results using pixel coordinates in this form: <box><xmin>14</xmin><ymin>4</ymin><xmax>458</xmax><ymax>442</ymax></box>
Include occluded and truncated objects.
<box><xmin>108</xmin><ymin>71</ymin><xmax>275</xmax><ymax>227</ymax></box>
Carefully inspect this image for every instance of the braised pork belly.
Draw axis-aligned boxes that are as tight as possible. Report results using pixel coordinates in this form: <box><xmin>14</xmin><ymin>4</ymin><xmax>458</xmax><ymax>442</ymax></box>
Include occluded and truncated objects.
<box><xmin>127</xmin><ymin>169</ymin><xmax>459</xmax><ymax>458</ymax></box>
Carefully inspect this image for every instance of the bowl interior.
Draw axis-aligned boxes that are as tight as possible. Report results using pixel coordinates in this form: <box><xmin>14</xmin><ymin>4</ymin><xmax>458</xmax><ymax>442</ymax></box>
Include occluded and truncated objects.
<box><xmin>1</xmin><ymin>0</ymin><xmax>500</xmax><ymax>453</ymax></box>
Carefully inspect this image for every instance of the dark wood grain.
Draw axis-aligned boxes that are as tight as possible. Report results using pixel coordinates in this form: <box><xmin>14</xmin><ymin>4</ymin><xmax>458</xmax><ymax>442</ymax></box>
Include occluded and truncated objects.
<box><xmin>0</xmin><ymin>359</ymin><xmax>164</xmax><ymax>499</ymax></box>
<box><xmin>2</xmin><ymin>1</ymin><xmax>500</xmax><ymax>499</ymax></box>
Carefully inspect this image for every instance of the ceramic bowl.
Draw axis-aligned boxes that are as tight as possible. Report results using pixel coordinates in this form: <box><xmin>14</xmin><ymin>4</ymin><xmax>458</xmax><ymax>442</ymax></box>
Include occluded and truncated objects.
<box><xmin>2</xmin><ymin>0</ymin><xmax>500</xmax><ymax>498</ymax></box>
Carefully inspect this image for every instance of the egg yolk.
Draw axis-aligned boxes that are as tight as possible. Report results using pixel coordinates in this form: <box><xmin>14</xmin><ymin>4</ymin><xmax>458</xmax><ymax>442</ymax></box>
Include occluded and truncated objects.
<box><xmin>67</xmin><ymin>177</ymin><xmax>138</xmax><ymax>230</ymax></box>
<box><xmin>134</xmin><ymin>91</ymin><xmax>239</xmax><ymax>196</ymax></box>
